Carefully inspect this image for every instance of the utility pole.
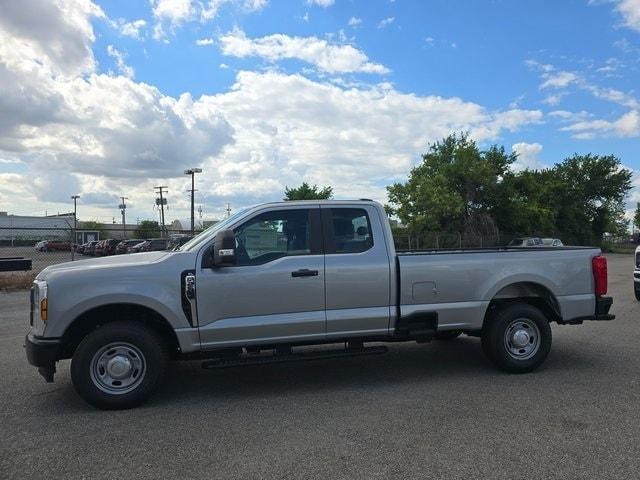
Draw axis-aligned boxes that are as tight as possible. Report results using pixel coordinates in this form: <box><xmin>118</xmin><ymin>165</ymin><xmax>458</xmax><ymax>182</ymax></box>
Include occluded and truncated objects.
<box><xmin>226</xmin><ymin>203</ymin><xmax>231</xmax><ymax>218</ymax></box>
<box><xmin>119</xmin><ymin>196</ymin><xmax>128</xmax><ymax>239</ymax></box>
<box><xmin>184</xmin><ymin>168</ymin><xmax>202</xmax><ymax>235</ymax></box>
<box><xmin>154</xmin><ymin>186</ymin><xmax>168</xmax><ymax>237</ymax></box>
<box><xmin>71</xmin><ymin>195</ymin><xmax>80</xmax><ymax>261</ymax></box>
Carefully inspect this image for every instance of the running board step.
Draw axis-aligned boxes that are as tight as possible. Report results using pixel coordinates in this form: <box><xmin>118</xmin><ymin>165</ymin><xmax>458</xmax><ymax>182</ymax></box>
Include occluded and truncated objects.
<box><xmin>201</xmin><ymin>345</ymin><xmax>388</xmax><ymax>370</ymax></box>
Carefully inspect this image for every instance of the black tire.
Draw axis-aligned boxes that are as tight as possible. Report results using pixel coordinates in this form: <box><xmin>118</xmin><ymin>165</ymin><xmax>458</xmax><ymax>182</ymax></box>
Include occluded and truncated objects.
<box><xmin>71</xmin><ymin>322</ymin><xmax>168</xmax><ymax>410</ymax></box>
<box><xmin>481</xmin><ymin>303</ymin><xmax>552</xmax><ymax>373</ymax></box>
<box><xmin>634</xmin><ymin>285</ymin><xmax>640</xmax><ymax>301</ymax></box>
<box><xmin>433</xmin><ymin>330</ymin><xmax>462</xmax><ymax>340</ymax></box>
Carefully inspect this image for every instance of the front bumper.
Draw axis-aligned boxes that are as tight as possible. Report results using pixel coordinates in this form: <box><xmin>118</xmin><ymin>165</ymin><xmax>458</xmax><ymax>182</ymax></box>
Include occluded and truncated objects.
<box><xmin>634</xmin><ymin>271</ymin><xmax>640</xmax><ymax>283</ymax></box>
<box><xmin>25</xmin><ymin>333</ymin><xmax>61</xmax><ymax>382</ymax></box>
<box><xmin>562</xmin><ymin>296</ymin><xmax>615</xmax><ymax>324</ymax></box>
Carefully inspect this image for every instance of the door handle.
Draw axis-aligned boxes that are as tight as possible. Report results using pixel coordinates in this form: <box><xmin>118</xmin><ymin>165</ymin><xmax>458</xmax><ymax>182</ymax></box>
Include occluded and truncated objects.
<box><xmin>291</xmin><ymin>269</ymin><xmax>319</xmax><ymax>278</ymax></box>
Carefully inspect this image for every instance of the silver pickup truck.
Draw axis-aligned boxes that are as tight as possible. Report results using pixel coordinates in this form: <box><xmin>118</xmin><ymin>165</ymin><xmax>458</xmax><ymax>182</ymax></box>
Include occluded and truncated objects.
<box><xmin>25</xmin><ymin>200</ymin><xmax>614</xmax><ymax>409</ymax></box>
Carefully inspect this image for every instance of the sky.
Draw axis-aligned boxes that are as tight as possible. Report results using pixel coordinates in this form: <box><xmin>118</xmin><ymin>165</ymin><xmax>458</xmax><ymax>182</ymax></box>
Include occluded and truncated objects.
<box><xmin>0</xmin><ymin>0</ymin><xmax>639</xmax><ymax>226</ymax></box>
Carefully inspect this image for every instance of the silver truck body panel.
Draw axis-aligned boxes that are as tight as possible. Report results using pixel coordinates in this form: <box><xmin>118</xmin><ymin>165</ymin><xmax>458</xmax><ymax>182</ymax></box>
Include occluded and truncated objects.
<box><xmin>322</xmin><ymin>203</ymin><xmax>392</xmax><ymax>337</ymax></box>
<box><xmin>30</xmin><ymin>200</ymin><xmax>603</xmax><ymax>356</ymax></box>
<box><xmin>398</xmin><ymin>248</ymin><xmax>598</xmax><ymax>330</ymax></box>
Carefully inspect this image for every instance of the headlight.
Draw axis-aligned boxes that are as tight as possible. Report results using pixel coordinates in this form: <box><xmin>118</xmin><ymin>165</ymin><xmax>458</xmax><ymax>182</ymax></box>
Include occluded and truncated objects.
<box><xmin>34</xmin><ymin>280</ymin><xmax>48</xmax><ymax>321</ymax></box>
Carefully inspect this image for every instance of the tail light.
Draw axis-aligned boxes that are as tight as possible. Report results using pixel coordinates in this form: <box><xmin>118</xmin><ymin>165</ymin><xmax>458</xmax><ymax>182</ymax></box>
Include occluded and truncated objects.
<box><xmin>592</xmin><ymin>255</ymin><xmax>608</xmax><ymax>296</ymax></box>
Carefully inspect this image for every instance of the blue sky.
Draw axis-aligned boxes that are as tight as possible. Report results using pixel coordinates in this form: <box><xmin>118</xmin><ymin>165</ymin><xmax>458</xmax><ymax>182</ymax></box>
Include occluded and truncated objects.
<box><xmin>0</xmin><ymin>0</ymin><xmax>639</xmax><ymax>223</ymax></box>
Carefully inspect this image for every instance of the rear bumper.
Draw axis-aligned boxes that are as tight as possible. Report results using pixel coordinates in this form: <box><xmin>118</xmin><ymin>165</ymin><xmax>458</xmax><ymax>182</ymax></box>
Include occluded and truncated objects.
<box><xmin>562</xmin><ymin>296</ymin><xmax>614</xmax><ymax>324</ymax></box>
<box><xmin>25</xmin><ymin>333</ymin><xmax>60</xmax><ymax>382</ymax></box>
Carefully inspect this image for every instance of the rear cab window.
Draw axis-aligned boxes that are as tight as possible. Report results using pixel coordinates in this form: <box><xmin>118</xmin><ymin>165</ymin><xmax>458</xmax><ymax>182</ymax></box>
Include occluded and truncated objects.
<box><xmin>323</xmin><ymin>208</ymin><xmax>373</xmax><ymax>254</ymax></box>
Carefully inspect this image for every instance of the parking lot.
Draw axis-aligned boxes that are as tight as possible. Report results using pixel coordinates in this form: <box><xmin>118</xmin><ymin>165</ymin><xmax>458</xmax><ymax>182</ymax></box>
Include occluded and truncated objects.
<box><xmin>1</xmin><ymin>253</ymin><xmax>638</xmax><ymax>479</ymax></box>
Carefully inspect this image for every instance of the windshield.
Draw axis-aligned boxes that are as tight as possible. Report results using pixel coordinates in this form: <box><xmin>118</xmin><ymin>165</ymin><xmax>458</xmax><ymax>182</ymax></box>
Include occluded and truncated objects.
<box><xmin>178</xmin><ymin>207</ymin><xmax>250</xmax><ymax>252</ymax></box>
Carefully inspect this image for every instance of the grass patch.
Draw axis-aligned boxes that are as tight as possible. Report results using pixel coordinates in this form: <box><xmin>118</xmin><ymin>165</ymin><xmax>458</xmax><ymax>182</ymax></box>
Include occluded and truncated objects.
<box><xmin>0</xmin><ymin>272</ymin><xmax>36</xmax><ymax>291</ymax></box>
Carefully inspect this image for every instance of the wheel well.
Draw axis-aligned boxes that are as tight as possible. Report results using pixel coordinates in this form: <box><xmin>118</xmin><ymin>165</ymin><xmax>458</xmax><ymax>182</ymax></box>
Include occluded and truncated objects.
<box><xmin>59</xmin><ymin>304</ymin><xmax>180</xmax><ymax>359</ymax></box>
<box><xmin>483</xmin><ymin>282</ymin><xmax>561</xmax><ymax>328</ymax></box>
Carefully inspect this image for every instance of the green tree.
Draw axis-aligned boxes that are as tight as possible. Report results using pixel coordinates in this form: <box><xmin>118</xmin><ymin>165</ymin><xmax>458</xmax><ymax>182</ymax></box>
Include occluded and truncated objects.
<box><xmin>284</xmin><ymin>182</ymin><xmax>333</xmax><ymax>200</ymax></box>
<box><xmin>386</xmin><ymin>133</ymin><xmax>514</xmax><ymax>234</ymax></box>
<box><xmin>550</xmin><ymin>154</ymin><xmax>631</xmax><ymax>245</ymax></box>
<box><xmin>78</xmin><ymin>220</ymin><xmax>107</xmax><ymax>240</ymax></box>
<box><xmin>134</xmin><ymin>220</ymin><xmax>161</xmax><ymax>239</ymax></box>
<box><xmin>634</xmin><ymin>204</ymin><xmax>640</xmax><ymax>232</ymax></box>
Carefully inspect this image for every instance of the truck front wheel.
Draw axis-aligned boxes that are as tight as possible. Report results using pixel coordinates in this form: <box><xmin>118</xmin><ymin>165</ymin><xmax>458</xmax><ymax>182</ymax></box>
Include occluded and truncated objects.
<box><xmin>634</xmin><ymin>284</ymin><xmax>640</xmax><ymax>301</ymax></box>
<box><xmin>481</xmin><ymin>303</ymin><xmax>552</xmax><ymax>373</ymax></box>
<box><xmin>70</xmin><ymin>322</ymin><xmax>168</xmax><ymax>410</ymax></box>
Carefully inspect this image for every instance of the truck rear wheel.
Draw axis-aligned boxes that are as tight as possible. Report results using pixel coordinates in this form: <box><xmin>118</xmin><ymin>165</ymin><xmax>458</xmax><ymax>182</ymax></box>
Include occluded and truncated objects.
<box><xmin>481</xmin><ymin>303</ymin><xmax>552</xmax><ymax>373</ymax></box>
<box><xmin>71</xmin><ymin>322</ymin><xmax>168</xmax><ymax>410</ymax></box>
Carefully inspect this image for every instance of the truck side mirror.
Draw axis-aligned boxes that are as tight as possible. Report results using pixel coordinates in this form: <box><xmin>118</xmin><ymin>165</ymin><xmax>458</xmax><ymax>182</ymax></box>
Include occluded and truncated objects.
<box><xmin>212</xmin><ymin>229</ymin><xmax>236</xmax><ymax>267</ymax></box>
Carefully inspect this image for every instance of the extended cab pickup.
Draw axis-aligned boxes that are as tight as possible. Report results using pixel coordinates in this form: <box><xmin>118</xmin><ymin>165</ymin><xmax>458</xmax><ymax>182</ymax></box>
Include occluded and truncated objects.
<box><xmin>25</xmin><ymin>200</ymin><xmax>614</xmax><ymax>409</ymax></box>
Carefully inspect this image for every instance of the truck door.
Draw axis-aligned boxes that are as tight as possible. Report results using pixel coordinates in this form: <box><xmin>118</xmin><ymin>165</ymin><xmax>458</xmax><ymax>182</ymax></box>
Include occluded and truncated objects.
<box><xmin>196</xmin><ymin>206</ymin><xmax>326</xmax><ymax>349</ymax></box>
<box><xmin>321</xmin><ymin>205</ymin><xmax>392</xmax><ymax>338</ymax></box>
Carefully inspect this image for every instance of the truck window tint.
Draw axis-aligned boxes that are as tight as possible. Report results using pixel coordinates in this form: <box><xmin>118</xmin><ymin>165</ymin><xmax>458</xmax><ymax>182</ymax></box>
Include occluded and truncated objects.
<box><xmin>329</xmin><ymin>208</ymin><xmax>373</xmax><ymax>254</ymax></box>
<box><xmin>234</xmin><ymin>209</ymin><xmax>311</xmax><ymax>265</ymax></box>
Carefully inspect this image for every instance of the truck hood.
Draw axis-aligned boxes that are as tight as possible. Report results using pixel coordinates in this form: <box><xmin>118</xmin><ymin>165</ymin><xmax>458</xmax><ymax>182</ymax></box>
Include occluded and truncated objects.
<box><xmin>36</xmin><ymin>251</ymin><xmax>172</xmax><ymax>279</ymax></box>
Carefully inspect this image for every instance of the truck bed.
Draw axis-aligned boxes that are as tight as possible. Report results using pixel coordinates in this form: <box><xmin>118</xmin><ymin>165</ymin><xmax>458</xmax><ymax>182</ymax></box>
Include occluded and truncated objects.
<box><xmin>397</xmin><ymin>246</ymin><xmax>601</xmax><ymax>331</ymax></box>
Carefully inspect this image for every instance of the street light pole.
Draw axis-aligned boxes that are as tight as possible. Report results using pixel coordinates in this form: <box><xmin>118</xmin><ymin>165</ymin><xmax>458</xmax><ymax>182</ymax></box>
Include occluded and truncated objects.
<box><xmin>71</xmin><ymin>195</ymin><xmax>80</xmax><ymax>261</ymax></box>
<box><xmin>184</xmin><ymin>168</ymin><xmax>202</xmax><ymax>235</ymax></box>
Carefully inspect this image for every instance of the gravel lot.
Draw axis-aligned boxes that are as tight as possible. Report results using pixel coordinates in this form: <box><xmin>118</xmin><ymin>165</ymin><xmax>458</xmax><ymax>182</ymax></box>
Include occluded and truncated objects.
<box><xmin>1</xmin><ymin>253</ymin><xmax>639</xmax><ymax>479</ymax></box>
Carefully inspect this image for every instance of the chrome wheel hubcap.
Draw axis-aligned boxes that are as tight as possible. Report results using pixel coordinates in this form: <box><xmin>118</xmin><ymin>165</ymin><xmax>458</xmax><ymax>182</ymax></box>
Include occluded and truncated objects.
<box><xmin>90</xmin><ymin>342</ymin><xmax>146</xmax><ymax>395</ymax></box>
<box><xmin>504</xmin><ymin>318</ymin><xmax>540</xmax><ymax>360</ymax></box>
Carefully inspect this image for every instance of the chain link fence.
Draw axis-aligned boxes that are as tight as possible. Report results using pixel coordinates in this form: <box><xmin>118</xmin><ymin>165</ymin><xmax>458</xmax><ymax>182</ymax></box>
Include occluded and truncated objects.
<box><xmin>0</xmin><ymin>226</ymin><xmax>194</xmax><ymax>275</ymax></box>
<box><xmin>1</xmin><ymin>225</ymin><xmax>531</xmax><ymax>277</ymax></box>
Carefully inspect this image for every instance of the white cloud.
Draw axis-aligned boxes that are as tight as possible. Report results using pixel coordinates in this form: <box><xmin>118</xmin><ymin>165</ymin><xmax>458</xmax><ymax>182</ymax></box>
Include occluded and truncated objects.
<box><xmin>562</xmin><ymin>110</ymin><xmax>640</xmax><ymax>139</ymax></box>
<box><xmin>219</xmin><ymin>28</ymin><xmax>390</xmax><ymax>74</ymax></box>
<box><xmin>150</xmin><ymin>0</ymin><xmax>265</xmax><ymax>39</ymax></box>
<box><xmin>0</xmin><ymin>0</ymin><xmax>104</xmax><ymax>76</ymax></box>
<box><xmin>243</xmin><ymin>0</ymin><xmax>268</xmax><ymax>11</ymax></box>
<box><xmin>616</xmin><ymin>0</ymin><xmax>640</xmax><ymax>32</ymax></box>
<box><xmin>196</xmin><ymin>37</ymin><xmax>214</xmax><ymax>46</ymax></box>
<box><xmin>539</xmin><ymin>71</ymin><xmax>579</xmax><ymax>89</ymax></box>
<box><xmin>106</xmin><ymin>45</ymin><xmax>135</xmax><ymax>79</ymax></box>
<box><xmin>542</xmin><ymin>93</ymin><xmax>566</xmax><ymax>106</ymax></box>
<box><xmin>189</xmin><ymin>70</ymin><xmax>542</xmax><ymax>204</ymax></box>
<box><xmin>150</xmin><ymin>0</ymin><xmax>196</xmax><ymax>25</ymax></box>
<box><xmin>307</xmin><ymin>0</ymin><xmax>334</xmax><ymax>7</ymax></box>
<box><xmin>377</xmin><ymin>17</ymin><xmax>395</xmax><ymax>28</ymax></box>
<box><xmin>526</xmin><ymin>59</ymin><xmax>640</xmax><ymax>110</ymax></box>
<box><xmin>348</xmin><ymin>17</ymin><xmax>362</xmax><ymax>27</ymax></box>
<box><xmin>0</xmin><ymin>0</ymin><xmax>545</xmax><ymax>220</ymax></box>
<box><xmin>113</xmin><ymin>18</ymin><xmax>147</xmax><ymax>39</ymax></box>
<box><xmin>0</xmin><ymin>0</ymin><xmax>234</xmax><ymax>217</ymax></box>
<box><xmin>511</xmin><ymin>142</ymin><xmax>544</xmax><ymax>171</ymax></box>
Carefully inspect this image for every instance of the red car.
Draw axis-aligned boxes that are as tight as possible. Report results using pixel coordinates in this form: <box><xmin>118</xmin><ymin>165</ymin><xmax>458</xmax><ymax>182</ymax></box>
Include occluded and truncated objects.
<box><xmin>37</xmin><ymin>240</ymin><xmax>71</xmax><ymax>252</ymax></box>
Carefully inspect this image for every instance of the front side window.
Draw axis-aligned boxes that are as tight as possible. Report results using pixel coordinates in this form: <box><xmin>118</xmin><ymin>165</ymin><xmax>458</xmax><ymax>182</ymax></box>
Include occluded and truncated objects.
<box><xmin>327</xmin><ymin>208</ymin><xmax>373</xmax><ymax>254</ymax></box>
<box><xmin>234</xmin><ymin>209</ymin><xmax>311</xmax><ymax>265</ymax></box>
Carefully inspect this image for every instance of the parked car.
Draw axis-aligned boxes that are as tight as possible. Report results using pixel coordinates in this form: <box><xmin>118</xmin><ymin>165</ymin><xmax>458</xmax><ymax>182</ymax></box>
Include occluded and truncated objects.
<box><xmin>82</xmin><ymin>241</ymin><xmax>99</xmax><ymax>256</ymax></box>
<box><xmin>168</xmin><ymin>235</ymin><xmax>193</xmax><ymax>250</ymax></box>
<box><xmin>115</xmin><ymin>239</ymin><xmax>144</xmax><ymax>254</ymax></box>
<box><xmin>35</xmin><ymin>240</ymin><xmax>71</xmax><ymax>252</ymax></box>
<box><xmin>93</xmin><ymin>240</ymin><xmax>105</xmax><ymax>256</ymax></box>
<box><xmin>101</xmin><ymin>239</ymin><xmax>120</xmax><ymax>256</ymax></box>
<box><xmin>541</xmin><ymin>238</ymin><xmax>564</xmax><ymax>247</ymax></box>
<box><xmin>130</xmin><ymin>238</ymin><xmax>168</xmax><ymax>253</ymax></box>
<box><xmin>508</xmin><ymin>237</ymin><xmax>543</xmax><ymax>247</ymax></box>
<box><xmin>25</xmin><ymin>200</ymin><xmax>614</xmax><ymax>409</ymax></box>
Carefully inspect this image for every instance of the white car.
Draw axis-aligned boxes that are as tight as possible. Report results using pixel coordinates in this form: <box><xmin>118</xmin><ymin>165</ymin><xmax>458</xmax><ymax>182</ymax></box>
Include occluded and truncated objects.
<box><xmin>542</xmin><ymin>238</ymin><xmax>564</xmax><ymax>247</ymax></box>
